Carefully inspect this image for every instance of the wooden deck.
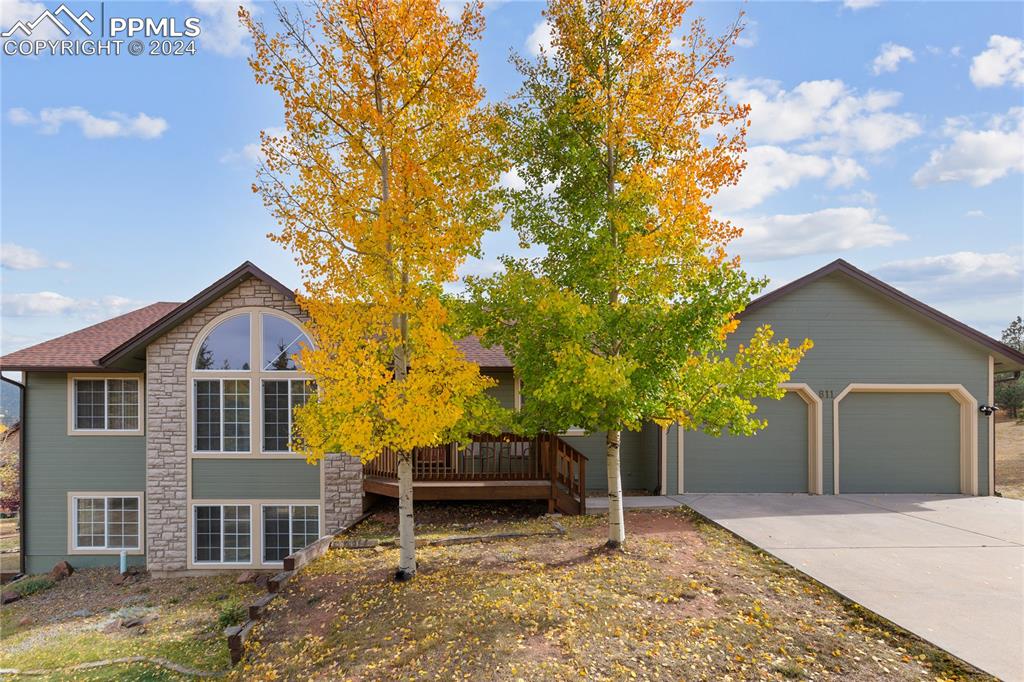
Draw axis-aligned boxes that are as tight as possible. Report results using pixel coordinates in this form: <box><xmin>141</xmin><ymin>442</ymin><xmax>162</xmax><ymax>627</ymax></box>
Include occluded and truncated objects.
<box><xmin>364</xmin><ymin>433</ymin><xmax>588</xmax><ymax>514</ymax></box>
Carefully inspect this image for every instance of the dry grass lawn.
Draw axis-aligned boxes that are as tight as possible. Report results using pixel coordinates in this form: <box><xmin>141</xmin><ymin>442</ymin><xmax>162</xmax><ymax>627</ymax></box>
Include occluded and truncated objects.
<box><xmin>235</xmin><ymin>503</ymin><xmax>990</xmax><ymax>681</ymax></box>
<box><xmin>0</xmin><ymin>566</ymin><xmax>261</xmax><ymax>680</ymax></box>
<box><xmin>995</xmin><ymin>419</ymin><xmax>1024</xmax><ymax>500</ymax></box>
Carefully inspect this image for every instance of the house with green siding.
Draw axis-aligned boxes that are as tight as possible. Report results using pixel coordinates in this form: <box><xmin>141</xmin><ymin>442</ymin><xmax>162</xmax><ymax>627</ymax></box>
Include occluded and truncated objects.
<box><xmin>2</xmin><ymin>259</ymin><xmax>1021</xmax><ymax>576</ymax></box>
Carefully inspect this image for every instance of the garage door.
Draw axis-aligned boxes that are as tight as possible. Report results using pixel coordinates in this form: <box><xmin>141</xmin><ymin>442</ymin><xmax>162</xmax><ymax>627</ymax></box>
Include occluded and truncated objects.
<box><xmin>685</xmin><ymin>392</ymin><xmax>809</xmax><ymax>493</ymax></box>
<box><xmin>838</xmin><ymin>392</ymin><xmax>960</xmax><ymax>494</ymax></box>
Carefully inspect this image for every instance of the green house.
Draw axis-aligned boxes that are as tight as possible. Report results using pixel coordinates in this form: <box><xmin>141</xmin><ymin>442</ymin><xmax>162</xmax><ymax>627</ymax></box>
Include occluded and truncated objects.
<box><xmin>2</xmin><ymin>259</ymin><xmax>1020</xmax><ymax>576</ymax></box>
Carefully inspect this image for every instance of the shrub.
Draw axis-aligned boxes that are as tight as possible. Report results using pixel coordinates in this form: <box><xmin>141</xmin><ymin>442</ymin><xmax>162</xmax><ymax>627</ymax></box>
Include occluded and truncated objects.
<box><xmin>10</xmin><ymin>575</ymin><xmax>54</xmax><ymax>598</ymax></box>
<box><xmin>217</xmin><ymin>597</ymin><xmax>247</xmax><ymax>628</ymax></box>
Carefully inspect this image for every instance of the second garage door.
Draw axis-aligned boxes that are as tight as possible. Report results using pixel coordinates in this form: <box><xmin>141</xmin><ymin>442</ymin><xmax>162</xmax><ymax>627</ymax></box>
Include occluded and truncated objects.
<box><xmin>684</xmin><ymin>392</ymin><xmax>810</xmax><ymax>493</ymax></box>
<box><xmin>838</xmin><ymin>392</ymin><xmax>961</xmax><ymax>494</ymax></box>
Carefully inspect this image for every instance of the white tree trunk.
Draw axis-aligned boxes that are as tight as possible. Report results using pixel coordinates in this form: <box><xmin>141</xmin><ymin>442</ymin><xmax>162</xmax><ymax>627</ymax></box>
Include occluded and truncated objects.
<box><xmin>606</xmin><ymin>429</ymin><xmax>625</xmax><ymax>548</ymax></box>
<box><xmin>396</xmin><ymin>452</ymin><xmax>416</xmax><ymax>580</ymax></box>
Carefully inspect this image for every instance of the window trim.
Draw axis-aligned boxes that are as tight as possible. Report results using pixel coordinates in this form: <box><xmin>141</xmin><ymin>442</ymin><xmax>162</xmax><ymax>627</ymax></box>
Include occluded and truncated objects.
<box><xmin>191</xmin><ymin>503</ymin><xmax>254</xmax><ymax>566</ymax></box>
<box><xmin>193</xmin><ymin>377</ymin><xmax>253</xmax><ymax>454</ymax></box>
<box><xmin>66</xmin><ymin>374</ymin><xmax>145</xmax><ymax>436</ymax></box>
<box><xmin>66</xmin><ymin>492</ymin><xmax>145</xmax><ymax>555</ymax></box>
<box><xmin>260</xmin><ymin>379</ymin><xmax>315</xmax><ymax>454</ymax></box>
<box><xmin>260</xmin><ymin>503</ymin><xmax>322</xmax><ymax>565</ymax></box>
<box><xmin>187</xmin><ymin>308</ymin><xmax>315</xmax><ymax>459</ymax></box>
<box><xmin>184</xmin><ymin>498</ymin><xmax>322</xmax><ymax>570</ymax></box>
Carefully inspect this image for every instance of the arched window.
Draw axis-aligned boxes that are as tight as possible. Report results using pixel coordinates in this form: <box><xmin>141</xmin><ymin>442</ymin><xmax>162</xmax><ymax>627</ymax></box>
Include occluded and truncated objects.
<box><xmin>261</xmin><ymin>315</ymin><xmax>312</xmax><ymax>371</ymax></box>
<box><xmin>190</xmin><ymin>310</ymin><xmax>314</xmax><ymax>455</ymax></box>
<box><xmin>195</xmin><ymin>314</ymin><xmax>250</xmax><ymax>370</ymax></box>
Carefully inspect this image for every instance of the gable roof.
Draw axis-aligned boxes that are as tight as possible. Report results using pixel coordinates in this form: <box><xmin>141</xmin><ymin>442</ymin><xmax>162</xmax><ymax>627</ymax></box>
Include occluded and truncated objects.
<box><xmin>98</xmin><ymin>261</ymin><xmax>294</xmax><ymax>367</ymax></box>
<box><xmin>0</xmin><ymin>302</ymin><xmax>181</xmax><ymax>372</ymax></box>
<box><xmin>743</xmin><ymin>258</ymin><xmax>1024</xmax><ymax>371</ymax></box>
<box><xmin>3</xmin><ymin>258</ymin><xmax>1018</xmax><ymax>374</ymax></box>
<box><xmin>0</xmin><ymin>261</ymin><xmax>514</xmax><ymax>371</ymax></box>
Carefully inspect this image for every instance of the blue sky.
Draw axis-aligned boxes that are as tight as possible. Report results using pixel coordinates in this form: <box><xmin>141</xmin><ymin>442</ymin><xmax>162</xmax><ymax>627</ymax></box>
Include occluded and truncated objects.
<box><xmin>1</xmin><ymin>0</ymin><xmax>1022</xmax><ymax>357</ymax></box>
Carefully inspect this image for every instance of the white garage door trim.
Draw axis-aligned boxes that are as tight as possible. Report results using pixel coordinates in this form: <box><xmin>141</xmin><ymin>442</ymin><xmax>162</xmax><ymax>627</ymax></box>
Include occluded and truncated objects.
<box><xmin>832</xmin><ymin>383</ymin><xmax>978</xmax><ymax>496</ymax></box>
<box><xmin>677</xmin><ymin>383</ymin><xmax>824</xmax><ymax>495</ymax></box>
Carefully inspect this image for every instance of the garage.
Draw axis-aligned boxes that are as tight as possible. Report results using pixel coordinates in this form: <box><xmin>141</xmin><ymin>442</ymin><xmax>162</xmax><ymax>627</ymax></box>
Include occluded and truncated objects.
<box><xmin>834</xmin><ymin>386</ymin><xmax>975</xmax><ymax>494</ymax></box>
<box><xmin>683</xmin><ymin>391</ymin><xmax>815</xmax><ymax>493</ymax></box>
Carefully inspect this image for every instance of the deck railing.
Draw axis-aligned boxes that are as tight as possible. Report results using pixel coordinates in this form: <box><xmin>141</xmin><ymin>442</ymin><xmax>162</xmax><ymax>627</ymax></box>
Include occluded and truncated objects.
<box><xmin>363</xmin><ymin>432</ymin><xmax>588</xmax><ymax>513</ymax></box>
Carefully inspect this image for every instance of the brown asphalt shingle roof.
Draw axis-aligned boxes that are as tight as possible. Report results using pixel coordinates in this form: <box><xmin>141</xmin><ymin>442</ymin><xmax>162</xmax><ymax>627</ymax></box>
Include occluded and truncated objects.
<box><xmin>0</xmin><ymin>302</ymin><xmax>181</xmax><ymax>371</ymax></box>
<box><xmin>455</xmin><ymin>336</ymin><xmax>512</xmax><ymax>369</ymax></box>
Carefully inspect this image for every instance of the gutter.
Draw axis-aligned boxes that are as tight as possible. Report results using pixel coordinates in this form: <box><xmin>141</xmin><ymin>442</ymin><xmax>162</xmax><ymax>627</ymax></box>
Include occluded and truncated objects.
<box><xmin>2</xmin><ymin>375</ymin><xmax>25</xmax><ymax>576</ymax></box>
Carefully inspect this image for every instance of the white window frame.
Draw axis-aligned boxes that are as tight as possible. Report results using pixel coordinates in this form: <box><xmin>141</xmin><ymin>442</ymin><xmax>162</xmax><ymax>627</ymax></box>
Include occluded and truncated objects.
<box><xmin>67</xmin><ymin>493</ymin><xmax>144</xmax><ymax>554</ymax></box>
<box><xmin>260</xmin><ymin>503</ymin><xmax>321</xmax><ymax>565</ymax></box>
<box><xmin>188</xmin><ymin>309</ymin><xmax>315</xmax><ymax>459</ymax></box>
<box><xmin>260</xmin><ymin>379</ymin><xmax>315</xmax><ymax>453</ymax></box>
<box><xmin>192</xmin><ymin>504</ymin><xmax>253</xmax><ymax>565</ymax></box>
<box><xmin>67</xmin><ymin>375</ymin><xmax>144</xmax><ymax>436</ymax></box>
<box><xmin>193</xmin><ymin>378</ymin><xmax>252</xmax><ymax>454</ymax></box>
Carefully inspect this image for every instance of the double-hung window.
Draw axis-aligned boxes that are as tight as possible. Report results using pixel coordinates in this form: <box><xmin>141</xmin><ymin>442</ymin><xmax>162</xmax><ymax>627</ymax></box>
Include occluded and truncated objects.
<box><xmin>262</xmin><ymin>380</ymin><xmax>315</xmax><ymax>452</ymax></box>
<box><xmin>72</xmin><ymin>378</ymin><xmax>141</xmax><ymax>432</ymax></box>
<box><xmin>194</xmin><ymin>379</ymin><xmax>250</xmax><ymax>452</ymax></box>
<box><xmin>261</xmin><ymin>504</ymin><xmax>320</xmax><ymax>562</ymax></box>
<box><xmin>193</xmin><ymin>504</ymin><xmax>252</xmax><ymax>564</ymax></box>
<box><xmin>72</xmin><ymin>495</ymin><xmax>141</xmax><ymax>550</ymax></box>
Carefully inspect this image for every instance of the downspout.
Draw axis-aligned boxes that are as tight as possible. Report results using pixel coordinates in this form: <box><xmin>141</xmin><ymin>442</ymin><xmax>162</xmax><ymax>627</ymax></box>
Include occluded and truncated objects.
<box><xmin>2</xmin><ymin>375</ymin><xmax>26</xmax><ymax>576</ymax></box>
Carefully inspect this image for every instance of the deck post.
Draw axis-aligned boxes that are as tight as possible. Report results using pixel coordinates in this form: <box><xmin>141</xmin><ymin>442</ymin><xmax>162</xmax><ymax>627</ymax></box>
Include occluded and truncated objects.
<box><xmin>545</xmin><ymin>438</ymin><xmax>556</xmax><ymax>513</ymax></box>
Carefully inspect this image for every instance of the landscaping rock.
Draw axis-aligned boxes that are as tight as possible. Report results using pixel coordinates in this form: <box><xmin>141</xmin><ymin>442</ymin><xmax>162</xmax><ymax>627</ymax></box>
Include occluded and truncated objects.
<box><xmin>70</xmin><ymin>609</ymin><xmax>92</xmax><ymax>618</ymax></box>
<box><xmin>49</xmin><ymin>560</ymin><xmax>74</xmax><ymax>581</ymax></box>
<box><xmin>1</xmin><ymin>591</ymin><xmax>19</xmax><ymax>605</ymax></box>
<box><xmin>235</xmin><ymin>571</ymin><xmax>259</xmax><ymax>584</ymax></box>
<box><xmin>17</xmin><ymin>616</ymin><xmax>31</xmax><ymax>627</ymax></box>
<box><xmin>254</xmin><ymin>574</ymin><xmax>270</xmax><ymax>589</ymax></box>
<box><xmin>112</xmin><ymin>574</ymin><xmax>126</xmax><ymax>586</ymax></box>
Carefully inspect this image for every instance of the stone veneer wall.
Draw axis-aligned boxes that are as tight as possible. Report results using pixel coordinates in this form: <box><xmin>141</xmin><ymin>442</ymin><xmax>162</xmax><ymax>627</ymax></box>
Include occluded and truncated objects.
<box><xmin>145</xmin><ymin>275</ymin><xmax>363</xmax><ymax>572</ymax></box>
<box><xmin>322</xmin><ymin>453</ymin><xmax>364</xmax><ymax>531</ymax></box>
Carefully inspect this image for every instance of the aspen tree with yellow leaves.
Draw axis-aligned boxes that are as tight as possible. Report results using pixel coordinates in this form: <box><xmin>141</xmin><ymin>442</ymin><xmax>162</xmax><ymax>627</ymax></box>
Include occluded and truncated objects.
<box><xmin>467</xmin><ymin>0</ymin><xmax>811</xmax><ymax>547</ymax></box>
<box><xmin>243</xmin><ymin>0</ymin><xmax>506</xmax><ymax>580</ymax></box>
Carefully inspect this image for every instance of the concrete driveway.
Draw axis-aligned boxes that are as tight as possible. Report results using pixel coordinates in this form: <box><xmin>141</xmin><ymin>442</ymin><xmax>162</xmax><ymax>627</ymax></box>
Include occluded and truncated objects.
<box><xmin>678</xmin><ymin>494</ymin><xmax>1024</xmax><ymax>681</ymax></box>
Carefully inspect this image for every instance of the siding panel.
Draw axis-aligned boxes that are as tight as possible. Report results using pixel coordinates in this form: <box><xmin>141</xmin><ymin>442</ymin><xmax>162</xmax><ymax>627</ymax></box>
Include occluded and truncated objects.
<box><xmin>191</xmin><ymin>459</ymin><xmax>320</xmax><ymax>499</ymax></box>
<box><xmin>723</xmin><ymin>274</ymin><xmax>990</xmax><ymax>494</ymax></box>
<box><xmin>24</xmin><ymin>372</ymin><xmax>146</xmax><ymax>574</ymax></box>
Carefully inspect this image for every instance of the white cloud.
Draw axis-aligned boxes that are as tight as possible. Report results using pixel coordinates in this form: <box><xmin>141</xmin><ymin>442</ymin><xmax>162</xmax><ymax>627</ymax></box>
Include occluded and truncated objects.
<box><xmin>970</xmin><ymin>35</ymin><xmax>1024</xmax><ymax>88</ymax></box>
<box><xmin>715</xmin><ymin>146</ymin><xmax>829</xmax><ymax>212</ymax></box>
<box><xmin>525</xmin><ymin>20</ymin><xmax>554</xmax><ymax>57</ymax></box>
<box><xmin>220</xmin><ymin>126</ymin><xmax>286</xmax><ymax>164</ymax></box>
<box><xmin>188</xmin><ymin>1</ymin><xmax>254</xmax><ymax>58</ymax></box>
<box><xmin>872</xmin><ymin>43</ymin><xmax>914</xmax><ymax>75</ymax></box>
<box><xmin>726</xmin><ymin>78</ymin><xmax>921</xmax><ymax>154</ymax></box>
<box><xmin>1</xmin><ymin>243</ymin><xmax>70</xmax><ymax>271</ymax></box>
<box><xmin>950</xmin><ymin>46</ymin><xmax>962</xmax><ymax>58</ymax></box>
<box><xmin>912</xmin><ymin>108</ymin><xmax>1024</xmax><ymax>187</ymax></box>
<box><xmin>964</xmin><ymin>209</ymin><xmax>985</xmax><ymax>218</ymax></box>
<box><xmin>498</xmin><ymin>167</ymin><xmax>527</xmax><ymax>191</ymax></box>
<box><xmin>828</xmin><ymin>157</ymin><xmax>869</xmax><ymax>187</ymax></box>
<box><xmin>873</xmin><ymin>251</ymin><xmax>1022</xmax><ymax>299</ymax></box>
<box><xmin>731</xmin><ymin>207</ymin><xmax>906</xmax><ymax>261</ymax></box>
<box><xmin>843</xmin><ymin>0</ymin><xmax>882</xmax><ymax>9</ymax></box>
<box><xmin>7</xmin><ymin>106</ymin><xmax>167</xmax><ymax>139</ymax></box>
<box><xmin>1</xmin><ymin>292</ymin><xmax>141</xmax><ymax>319</ymax></box>
<box><xmin>714</xmin><ymin>147</ymin><xmax>869</xmax><ymax>212</ymax></box>
<box><xmin>735</xmin><ymin>21</ymin><xmax>757</xmax><ymax>49</ymax></box>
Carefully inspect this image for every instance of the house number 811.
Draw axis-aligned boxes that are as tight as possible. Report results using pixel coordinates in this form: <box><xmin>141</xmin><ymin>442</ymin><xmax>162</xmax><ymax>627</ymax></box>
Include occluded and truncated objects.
<box><xmin>818</xmin><ymin>389</ymin><xmax>835</xmax><ymax>400</ymax></box>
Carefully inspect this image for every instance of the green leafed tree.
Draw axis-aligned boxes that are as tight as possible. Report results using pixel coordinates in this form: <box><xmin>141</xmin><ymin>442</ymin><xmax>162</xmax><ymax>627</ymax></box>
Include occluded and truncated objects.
<box><xmin>466</xmin><ymin>0</ymin><xmax>811</xmax><ymax>547</ymax></box>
